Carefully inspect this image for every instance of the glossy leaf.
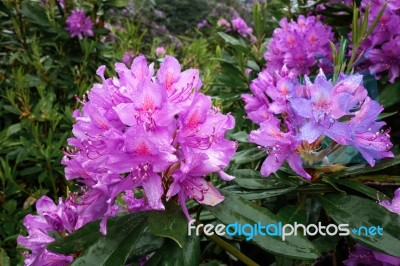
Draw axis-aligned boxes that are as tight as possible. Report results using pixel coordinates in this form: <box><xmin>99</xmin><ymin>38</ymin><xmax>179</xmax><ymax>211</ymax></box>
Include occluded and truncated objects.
<box><xmin>325</xmin><ymin>155</ymin><xmax>400</xmax><ymax>179</ymax></box>
<box><xmin>48</xmin><ymin>212</ymin><xmax>163</xmax><ymax>266</ymax></box>
<box><xmin>71</xmin><ymin>213</ymin><xmax>155</xmax><ymax>266</ymax></box>
<box><xmin>218</xmin><ymin>32</ymin><xmax>248</xmax><ymax>53</ymax></box>
<box><xmin>147</xmin><ymin>201</ymin><xmax>188</xmax><ymax>248</ymax></box>
<box><xmin>233</xmin><ymin>147</ymin><xmax>265</xmax><ymax>164</ymax></box>
<box><xmin>277</xmin><ymin>205</ymin><xmax>307</xmax><ymax>225</ymax></box>
<box><xmin>312</xmin><ymin>235</ymin><xmax>342</xmax><ymax>254</ymax></box>
<box><xmin>145</xmin><ymin>236</ymin><xmax>200</xmax><ymax>266</ymax></box>
<box><xmin>232</xmin><ymin>169</ymin><xmax>301</xmax><ymax>190</ymax></box>
<box><xmin>379</xmin><ymin>82</ymin><xmax>400</xmax><ymax>108</ymax></box>
<box><xmin>320</xmin><ymin>194</ymin><xmax>400</xmax><ymax>257</ymax></box>
<box><xmin>205</xmin><ymin>191</ymin><xmax>319</xmax><ymax>260</ymax></box>
<box><xmin>331</xmin><ymin>179</ymin><xmax>387</xmax><ymax>200</ymax></box>
<box><xmin>224</xmin><ymin>186</ymin><xmax>298</xmax><ymax>200</ymax></box>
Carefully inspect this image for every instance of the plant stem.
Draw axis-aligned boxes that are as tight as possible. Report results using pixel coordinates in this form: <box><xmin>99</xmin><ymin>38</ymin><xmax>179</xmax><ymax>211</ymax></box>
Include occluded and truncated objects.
<box><xmin>195</xmin><ymin>220</ymin><xmax>259</xmax><ymax>265</ymax></box>
<box><xmin>207</xmin><ymin>233</ymin><xmax>260</xmax><ymax>266</ymax></box>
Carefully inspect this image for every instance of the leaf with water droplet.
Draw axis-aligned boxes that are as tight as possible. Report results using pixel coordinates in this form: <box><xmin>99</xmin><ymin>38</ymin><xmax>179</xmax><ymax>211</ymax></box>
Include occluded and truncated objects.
<box><xmin>320</xmin><ymin>194</ymin><xmax>400</xmax><ymax>257</ymax></box>
<box><xmin>147</xmin><ymin>201</ymin><xmax>188</xmax><ymax>248</ymax></box>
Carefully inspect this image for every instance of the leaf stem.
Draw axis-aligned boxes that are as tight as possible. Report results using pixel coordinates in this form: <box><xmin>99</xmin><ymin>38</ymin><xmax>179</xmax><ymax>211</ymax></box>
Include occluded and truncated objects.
<box><xmin>195</xmin><ymin>221</ymin><xmax>259</xmax><ymax>266</ymax></box>
<box><xmin>206</xmin><ymin>232</ymin><xmax>260</xmax><ymax>266</ymax></box>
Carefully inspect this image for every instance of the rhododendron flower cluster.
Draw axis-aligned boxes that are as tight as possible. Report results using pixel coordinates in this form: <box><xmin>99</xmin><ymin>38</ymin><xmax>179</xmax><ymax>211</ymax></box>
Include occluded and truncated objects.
<box><xmin>17</xmin><ymin>55</ymin><xmax>237</xmax><ymax>265</ymax></box>
<box><xmin>344</xmin><ymin>188</ymin><xmax>400</xmax><ymax>265</ymax></box>
<box><xmin>231</xmin><ymin>17</ymin><xmax>253</xmax><ymax>38</ymax></box>
<box><xmin>17</xmin><ymin>196</ymin><xmax>75</xmax><ymax>266</ymax></box>
<box><xmin>65</xmin><ymin>10</ymin><xmax>93</xmax><ymax>40</ymax></box>
<box><xmin>197</xmin><ymin>19</ymin><xmax>209</xmax><ymax>29</ymax></box>
<box><xmin>64</xmin><ymin>55</ymin><xmax>236</xmax><ymax>221</ymax></box>
<box><xmin>264</xmin><ymin>15</ymin><xmax>334</xmax><ymax>75</ymax></box>
<box><xmin>352</xmin><ymin>0</ymin><xmax>400</xmax><ymax>83</ymax></box>
<box><xmin>243</xmin><ymin>67</ymin><xmax>393</xmax><ymax>179</ymax></box>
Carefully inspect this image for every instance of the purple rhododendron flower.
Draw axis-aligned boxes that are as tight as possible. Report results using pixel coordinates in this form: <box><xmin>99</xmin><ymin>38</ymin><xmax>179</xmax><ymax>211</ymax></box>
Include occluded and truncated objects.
<box><xmin>17</xmin><ymin>196</ymin><xmax>75</xmax><ymax>266</ymax></box>
<box><xmin>265</xmin><ymin>15</ymin><xmax>334</xmax><ymax>75</ymax></box>
<box><xmin>352</xmin><ymin>0</ymin><xmax>400</xmax><ymax>83</ymax></box>
<box><xmin>197</xmin><ymin>19</ymin><xmax>208</xmax><ymax>29</ymax></box>
<box><xmin>244</xmin><ymin>67</ymin><xmax>393</xmax><ymax>179</ymax></box>
<box><xmin>380</xmin><ymin>188</ymin><xmax>400</xmax><ymax>215</ymax></box>
<box><xmin>61</xmin><ymin>55</ymin><xmax>236</xmax><ymax>223</ymax></box>
<box><xmin>231</xmin><ymin>17</ymin><xmax>253</xmax><ymax>38</ymax></box>
<box><xmin>344</xmin><ymin>189</ymin><xmax>400</xmax><ymax>265</ymax></box>
<box><xmin>18</xmin><ymin>55</ymin><xmax>237</xmax><ymax>265</ymax></box>
<box><xmin>344</xmin><ymin>243</ymin><xmax>400</xmax><ymax>266</ymax></box>
<box><xmin>65</xmin><ymin>10</ymin><xmax>94</xmax><ymax>40</ymax></box>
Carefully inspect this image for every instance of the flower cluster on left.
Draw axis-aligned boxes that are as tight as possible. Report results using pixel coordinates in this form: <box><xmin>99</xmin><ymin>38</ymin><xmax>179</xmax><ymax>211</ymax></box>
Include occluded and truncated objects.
<box><xmin>17</xmin><ymin>55</ymin><xmax>237</xmax><ymax>265</ymax></box>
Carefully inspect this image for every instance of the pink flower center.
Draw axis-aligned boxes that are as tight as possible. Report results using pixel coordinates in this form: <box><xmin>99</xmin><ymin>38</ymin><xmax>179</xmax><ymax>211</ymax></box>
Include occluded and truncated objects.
<box><xmin>136</xmin><ymin>142</ymin><xmax>150</xmax><ymax>155</ymax></box>
<box><xmin>166</xmin><ymin>72</ymin><xmax>174</xmax><ymax>90</ymax></box>
<box><xmin>142</xmin><ymin>95</ymin><xmax>155</xmax><ymax>111</ymax></box>
<box><xmin>188</xmin><ymin>112</ymin><xmax>199</xmax><ymax>129</ymax></box>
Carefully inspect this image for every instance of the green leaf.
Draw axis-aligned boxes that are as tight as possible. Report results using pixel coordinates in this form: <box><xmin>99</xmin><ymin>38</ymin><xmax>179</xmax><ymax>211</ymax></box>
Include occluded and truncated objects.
<box><xmin>218</xmin><ymin>32</ymin><xmax>247</xmax><ymax>48</ymax></box>
<box><xmin>229</xmin><ymin>131</ymin><xmax>248</xmax><ymax>142</ymax></box>
<box><xmin>325</xmin><ymin>155</ymin><xmax>400</xmax><ymax>179</ymax></box>
<box><xmin>233</xmin><ymin>147</ymin><xmax>265</xmax><ymax>164</ymax></box>
<box><xmin>0</xmin><ymin>248</ymin><xmax>10</xmax><ymax>266</ymax></box>
<box><xmin>3</xmin><ymin>200</ymin><xmax>17</xmax><ymax>215</ymax></box>
<box><xmin>312</xmin><ymin>235</ymin><xmax>342</xmax><ymax>254</ymax></box>
<box><xmin>205</xmin><ymin>191</ymin><xmax>319</xmax><ymax>260</ymax></box>
<box><xmin>378</xmin><ymin>111</ymin><xmax>398</xmax><ymax>120</ymax></box>
<box><xmin>247</xmin><ymin>60</ymin><xmax>260</xmax><ymax>72</ymax></box>
<box><xmin>224</xmin><ymin>186</ymin><xmax>297</xmax><ymax>200</ymax></box>
<box><xmin>71</xmin><ymin>213</ymin><xmax>152</xmax><ymax>266</ymax></box>
<box><xmin>232</xmin><ymin>169</ymin><xmax>301</xmax><ymax>190</ymax></box>
<box><xmin>148</xmin><ymin>201</ymin><xmax>188</xmax><ymax>248</ymax></box>
<box><xmin>48</xmin><ymin>212</ymin><xmax>163</xmax><ymax>266</ymax></box>
<box><xmin>349</xmin><ymin>175</ymin><xmax>400</xmax><ymax>185</ymax></box>
<box><xmin>145</xmin><ymin>236</ymin><xmax>200</xmax><ymax>266</ymax></box>
<box><xmin>379</xmin><ymin>82</ymin><xmax>400</xmax><ymax>108</ymax></box>
<box><xmin>6</xmin><ymin>123</ymin><xmax>21</xmax><ymax>137</ymax></box>
<box><xmin>330</xmin><ymin>179</ymin><xmax>386</xmax><ymax>200</ymax></box>
<box><xmin>277</xmin><ymin>205</ymin><xmax>307</xmax><ymax>225</ymax></box>
<box><xmin>320</xmin><ymin>194</ymin><xmax>400</xmax><ymax>257</ymax></box>
<box><xmin>20</xmin><ymin>3</ymin><xmax>50</xmax><ymax>27</ymax></box>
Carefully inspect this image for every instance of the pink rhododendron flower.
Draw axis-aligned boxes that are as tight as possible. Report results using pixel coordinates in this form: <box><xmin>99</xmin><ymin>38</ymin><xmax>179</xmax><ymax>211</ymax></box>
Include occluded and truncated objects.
<box><xmin>217</xmin><ymin>18</ymin><xmax>230</xmax><ymax>28</ymax></box>
<box><xmin>231</xmin><ymin>17</ymin><xmax>253</xmax><ymax>37</ymax></box>
<box><xmin>156</xmin><ymin>46</ymin><xmax>166</xmax><ymax>57</ymax></box>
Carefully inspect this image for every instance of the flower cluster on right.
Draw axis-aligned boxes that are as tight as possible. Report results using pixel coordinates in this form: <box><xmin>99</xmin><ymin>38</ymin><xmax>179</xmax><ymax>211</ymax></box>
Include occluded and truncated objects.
<box><xmin>243</xmin><ymin>67</ymin><xmax>393</xmax><ymax>179</ymax></box>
